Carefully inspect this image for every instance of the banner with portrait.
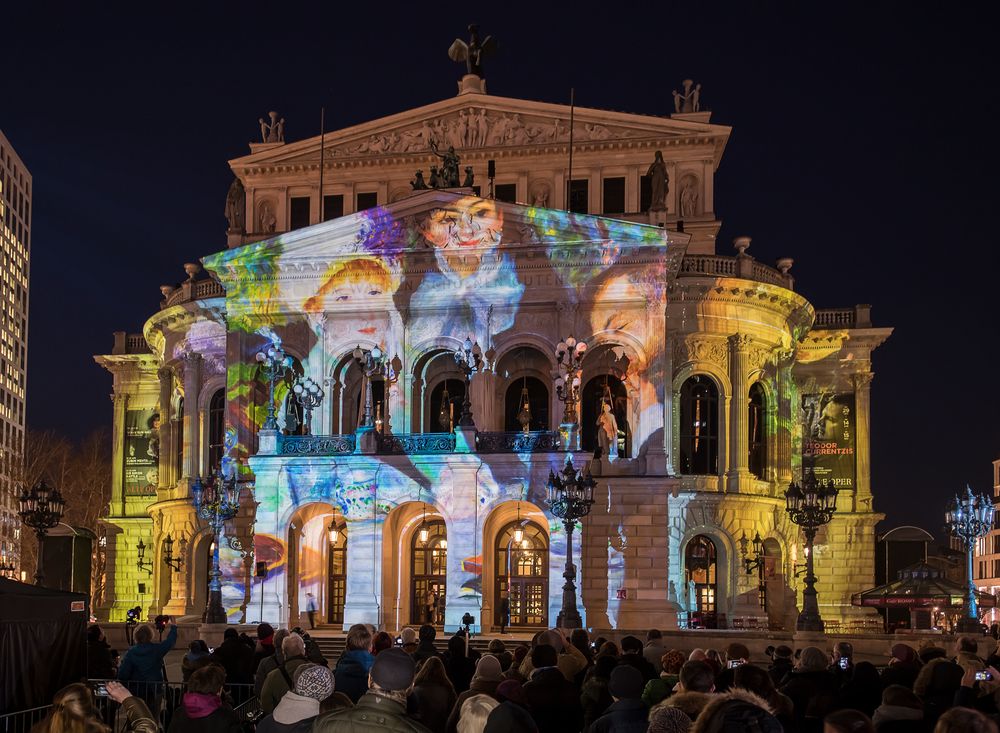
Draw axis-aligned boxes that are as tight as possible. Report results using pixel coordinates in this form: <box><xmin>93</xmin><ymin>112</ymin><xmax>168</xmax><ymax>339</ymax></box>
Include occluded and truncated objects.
<box><xmin>124</xmin><ymin>409</ymin><xmax>159</xmax><ymax>497</ymax></box>
<box><xmin>800</xmin><ymin>392</ymin><xmax>856</xmax><ymax>491</ymax></box>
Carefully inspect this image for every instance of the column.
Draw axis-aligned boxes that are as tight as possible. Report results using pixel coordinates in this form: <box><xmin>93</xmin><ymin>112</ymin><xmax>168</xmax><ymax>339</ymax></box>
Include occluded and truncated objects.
<box><xmin>852</xmin><ymin>371</ymin><xmax>875</xmax><ymax>511</ymax></box>
<box><xmin>342</xmin><ymin>515</ymin><xmax>384</xmax><ymax>628</ymax></box>
<box><xmin>641</xmin><ymin>302</ymin><xmax>667</xmax><ymax>473</ymax></box>
<box><xmin>727</xmin><ymin>334</ymin><xmax>752</xmax><ymax>492</ymax></box>
<box><xmin>470</xmin><ymin>370</ymin><xmax>496</xmax><ymax>432</ymax></box>
<box><xmin>182</xmin><ymin>353</ymin><xmax>202</xmax><ymax>481</ymax></box>
<box><xmin>110</xmin><ymin>392</ymin><xmax>129</xmax><ymax>514</ymax></box>
<box><xmin>444</xmin><ymin>461</ymin><xmax>483</xmax><ymax>632</ymax></box>
<box><xmin>663</xmin><ymin>336</ymin><xmax>676</xmax><ymax>476</ymax></box>
<box><xmin>775</xmin><ymin>351</ymin><xmax>795</xmax><ymax>486</ymax></box>
<box><xmin>157</xmin><ymin>367</ymin><xmax>173</xmax><ymax>489</ymax></box>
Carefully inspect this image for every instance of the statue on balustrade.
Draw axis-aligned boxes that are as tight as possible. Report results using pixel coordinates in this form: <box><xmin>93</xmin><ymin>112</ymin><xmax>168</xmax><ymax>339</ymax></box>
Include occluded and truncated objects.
<box><xmin>259</xmin><ymin>111</ymin><xmax>286</xmax><ymax>143</ymax></box>
<box><xmin>429</xmin><ymin>141</ymin><xmax>461</xmax><ymax>187</ymax></box>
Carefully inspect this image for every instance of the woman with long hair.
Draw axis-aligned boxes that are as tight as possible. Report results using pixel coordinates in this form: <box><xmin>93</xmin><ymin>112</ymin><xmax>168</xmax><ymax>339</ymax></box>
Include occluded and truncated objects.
<box><xmin>33</xmin><ymin>681</ymin><xmax>156</xmax><ymax>733</ymax></box>
<box><xmin>409</xmin><ymin>656</ymin><xmax>458</xmax><ymax>732</ymax></box>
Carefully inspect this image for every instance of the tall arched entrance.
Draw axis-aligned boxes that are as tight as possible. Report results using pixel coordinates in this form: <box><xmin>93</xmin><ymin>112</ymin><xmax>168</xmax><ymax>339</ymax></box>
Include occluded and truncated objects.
<box><xmin>327</xmin><ymin>518</ymin><xmax>347</xmax><ymax>625</ymax></box>
<box><xmin>495</xmin><ymin>520</ymin><xmax>549</xmax><ymax>628</ymax></box>
<box><xmin>685</xmin><ymin>534</ymin><xmax>718</xmax><ymax>629</ymax></box>
<box><xmin>287</xmin><ymin>503</ymin><xmax>347</xmax><ymax>628</ymax></box>
<box><xmin>411</xmin><ymin>518</ymin><xmax>447</xmax><ymax>625</ymax></box>
<box><xmin>762</xmin><ymin>538</ymin><xmax>786</xmax><ymax>630</ymax></box>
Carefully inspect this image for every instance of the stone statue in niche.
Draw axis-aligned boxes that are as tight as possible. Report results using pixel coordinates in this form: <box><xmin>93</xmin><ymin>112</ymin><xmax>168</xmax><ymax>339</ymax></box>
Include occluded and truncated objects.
<box><xmin>672</xmin><ymin>80</ymin><xmax>702</xmax><ymax>113</ymax></box>
<box><xmin>447</xmin><ymin>23</ymin><xmax>497</xmax><ymax>77</ymax></box>
<box><xmin>680</xmin><ymin>177</ymin><xmax>699</xmax><ymax>218</ymax></box>
<box><xmin>258</xmin><ymin>111</ymin><xmax>285</xmax><ymax>143</ymax></box>
<box><xmin>411</xmin><ymin>170</ymin><xmax>429</xmax><ymax>190</ymax></box>
<box><xmin>429</xmin><ymin>141</ymin><xmax>461</xmax><ymax>187</ymax></box>
<box><xmin>646</xmin><ymin>150</ymin><xmax>669</xmax><ymax>211</ymax></box>
<box><xmin>530</xmin><ymin>181</ymin><xmax>551</xmax><ymax>208</ymax></box>
<box><xmin>596</xmin><ymin>401</ymin><xmax>619</xmax><ymax>460</ymax></box>
<box><xmin>462</xmin><ymin>166</ymin><xmax>475</xmax><ymax>187</ymax></box>
<box><xmin>258</xmin><ymin>201</ymin><xmax>277</xmax><ymax>233</ymax></box>
<box><xmin>225</xmin><ymin>178</ymin><xmax>246</xmax><ymax>232</ymax></box>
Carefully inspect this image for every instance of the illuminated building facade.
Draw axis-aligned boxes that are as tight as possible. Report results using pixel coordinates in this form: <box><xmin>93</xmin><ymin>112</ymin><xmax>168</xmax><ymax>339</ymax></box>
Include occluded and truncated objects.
<box><xmin>974</xmin><ymin>459</ymin><xmax>1000</xmax><ymax>626</ymax></box>
<box><xmin>96</xmin><ymin>85</ymin><xmax>892</xmax><ymax>631</ymax></box>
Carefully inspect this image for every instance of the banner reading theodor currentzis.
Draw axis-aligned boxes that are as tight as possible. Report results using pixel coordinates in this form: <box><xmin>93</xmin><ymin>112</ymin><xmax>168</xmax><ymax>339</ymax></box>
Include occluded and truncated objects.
<box><xmin>124</xmin><ymin>409</ymin><xmax>159</xmax><ymax>496</ymax></box>
<box><xmin>800</xmin><ymin>393</ymin><xmax>856</xmax><ymax>491</ymax></box>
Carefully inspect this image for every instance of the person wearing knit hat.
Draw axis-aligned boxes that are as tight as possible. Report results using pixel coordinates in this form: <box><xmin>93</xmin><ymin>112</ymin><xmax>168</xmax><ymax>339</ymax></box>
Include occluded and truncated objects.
<box><xmin>648</xmin><ymin>705</ymin><xmax>692</xmax><ymax>733</ymax></box>
<box><xmin>880</xmin><ymin>643</ymin><xmax>921</xmax><ymax>690</ymax></box>
<box><xmin>590</xmin><ymin>665</ymin><xmax>648</xmax><ymax>732</ymax></box>
<box><xmin>257</xmin><ymin>663</ymin><xmax>331</xmax><ymax>733</ymax></box>
<box><xmin>495</xmin><ymin>678</ymin><xmax>527</xmax><ymax>706</ymax></box>
<box><xmin>487</xmin><ymin>639</ymin><xmax>512</xmax><ymax>671</ymax></box>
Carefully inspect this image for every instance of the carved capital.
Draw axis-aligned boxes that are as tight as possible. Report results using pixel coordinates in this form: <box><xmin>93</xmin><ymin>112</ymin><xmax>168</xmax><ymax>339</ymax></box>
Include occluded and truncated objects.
<box><xmin>852</xmin><ymin>371</ymin><xmax>875</xmax><ymax>390</ymax></box>
<box><xmin>728</xmin><ymin>333</ymin><xmax>753</xmax><ymax>352</ymax></box>
<box><xmin>674</xmin><ymin>337</ymin><xmax>728</xmax><ymax>369</ymax></box>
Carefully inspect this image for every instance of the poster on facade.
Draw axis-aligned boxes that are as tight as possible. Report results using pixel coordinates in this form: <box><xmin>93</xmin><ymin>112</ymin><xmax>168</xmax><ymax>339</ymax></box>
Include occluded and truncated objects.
<box><xmin>801</xmin><ymin>392</ymin><xmax>855</xmax><ymax>490</ymax></box>
<box><xmin>124</xmin><ymin>409</ymin><xmax>159</xmax><ymax>496</ymax></box>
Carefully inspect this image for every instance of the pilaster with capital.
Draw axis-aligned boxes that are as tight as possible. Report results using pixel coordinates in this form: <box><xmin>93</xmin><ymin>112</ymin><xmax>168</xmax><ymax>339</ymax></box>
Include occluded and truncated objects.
<box><xmin>726</xmin><ymin>334</ymin><xmax>753</xmax><ymax>491</ymax></box>
<box><xmin>663</xmin><ymin>336</ymin><xmax>676</xmax><ymax>475</ymax></box>
<box><xmin>109</xmin><ymin>392</ymin><xmax>130</xmax><ymax>514</ymax></box>
<box><xmin>640</xmin><ymin>301</ymin><xmax>667</xmax><ymax>473</ymax></box>
<box><xmin>852</xmin><ymin>371</ymin><xmax>875</xmax><ymax>510</ymax></box>
<box><xmin>157</xmin><ymin>367</ymin><xmax>174</xmax><ymax>489</ymax></box>
<box><xmin>181</xmin><ymin>352</ymin><xmax>202</xmax><ymax>483</ymax></box>
<box><xmin>775</xmin><ymin>350</ymin><xmax>795</xmax><ymax>486</ymax></box>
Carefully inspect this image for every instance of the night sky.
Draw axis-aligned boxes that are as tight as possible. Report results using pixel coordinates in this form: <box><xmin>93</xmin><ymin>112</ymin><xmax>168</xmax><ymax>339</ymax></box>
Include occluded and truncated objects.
<box><xmin>4</xmin><ymin>3</ymin><xmax>997</xmax><ymax>536</ymax></box>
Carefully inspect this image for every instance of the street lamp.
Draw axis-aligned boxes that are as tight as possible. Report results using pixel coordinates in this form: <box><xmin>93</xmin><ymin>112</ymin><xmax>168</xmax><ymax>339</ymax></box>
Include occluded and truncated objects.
<box><xmin>547</xmin><ymin>454</ymin><xmax>595</xmax><ymax>628</ymax></box>
<box><xmin>554</xmin><ymin>336</ymin><xmax>587</xmax><ymax>448</ymax></box>
<box><xmin>739</xmin><ymin>531</ymin><xmax>766</xmax><ymax>611</ymax></box>
<box><xmin>784</xmin><ymin>470</ymin><xmax>838</xmax><ymax>632</ymax></box>
<box><xmin>17</xmin><ymin>479</ymin><xmax>67</xmax><ymax>586</ymax></box>
<box><xmin>162</xmin><ymin>534</ymin><xmax>184</xmax><ymax>572</ymax></box>
<box><xmin>945</xmin><ymin>485</ymin><xmax>995</xmax><ymax>633</ymax></box>
<box><xmin>453</xmin><ymin>337</ymin><xmax>485</xmax><ymax>428</ymax></box>
<box><xmin>255</xmin><ymin>343</ymin><xmax>293</xmax><ymax>431</ymax></box>
<box><xmin>136</xmin><ymin>539</ymin><xmax>153</xmax><ymax>574</ymax></box>
<box><xmin>0</xmin><ymin>558</ymin><xmax>15</xmax><ymax>578</ymax></box>
<box><xmin>192</xmin><ymin>469</ymin><xmax>242</xmax><ymax>624</ymax></box>
<box><xmin>353</xmin><ymin>345</ymin><xmax>402</xmax><ymax>430</ymax></box>
<box><xmin>292</xmin><ymin>376</ymin><xmax>325</xmax><ymax>435</ymax></box>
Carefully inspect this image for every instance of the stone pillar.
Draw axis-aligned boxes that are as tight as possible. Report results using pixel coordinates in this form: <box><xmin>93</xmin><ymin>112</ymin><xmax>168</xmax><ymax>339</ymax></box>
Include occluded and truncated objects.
<box><xmin>342</xmin><ymin>514</ymin><xmax>384</xmax><ymax>628</ymax></box>
<box><xmin>726</xmin><ymin>334</ymin><xmax>752</xmax><ymax>492</ymax></box>
<box><xmin>471</xmin><ymin>370</ymin><xmax>497</xmax><ymax>432</ymax></box>
<box><xmin>663</xmin><ymin>338</ymin><xmax>676</xmax><ymax>476</ymax></box>
<box><xmin>110</xmin><ymin>392</ymin><xmax>129</xmax><ymax>513</ymax></box>
<box><xmin>444</xmin><ymin>461</ymin><xmax>483</xmax><ymax>632</ymax></box>
<box><xmin>775</xmin><ymin>351</ymin><xmax>795</xmax><ymax>487</ymax></box>
<box><xmin>182</xmin><ymin>353</ymin><xmax>202</xmax><ymax>482</ymax></box>
<box><xmin>852</xmin><ymin>372</ymin><xmax>875</xmax><ymax>511</ymax></box>
<box><xmin>641</xmin><ymin>302</ymin><xmax>667</xmax><ymax>473</ymax></box>
<box><xmin>157</xmin><ymin>367</ymin><xmax>173</xmax><ymax>489</ymax></box>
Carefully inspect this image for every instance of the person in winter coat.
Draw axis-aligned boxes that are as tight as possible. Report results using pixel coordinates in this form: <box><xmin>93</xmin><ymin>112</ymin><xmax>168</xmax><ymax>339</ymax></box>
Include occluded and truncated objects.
<box><xmin>581</xmin><ymin>655</ymin><xmax>618</xmax><ymax>731</ymax></box>
<box><xmin>732</xmin><ymin>663</ymin><xmax>795</xmax><ymax>730</ymax></box>
<box><xmin>643</xmin><ymin>630</ymin><xmax>667</xmax><ymax>669</ymax></box>
<box><xmin>210</xmin><ymin>627</ymin><xmax>255</xmax><ymax>685</ymax></box>
<box><xmin>166</xmin><ymin>664</ymin><xmax>242</xmax><ymax>733</ymax></box>
<box><xmin>182</xmin><ymin>640</ymin><xmax>212</xmax><ymax>682</ymax></box>
<box><xmin>117</xmin><ymin>621</ymin><xmax>178</xmax><ymax>683</ymax></box>
<box><xmin>590</xmin><ymin>665</ymin><xmax>649</xmax><ymax>733</ymax></box>
<box><xmin>518</xmin><ymin>629</ymin><xmax>588</xmax><ymax>683</ymax></box>
<box><xmin>871</xmin><ymin>684</ymin><xmax>925</xmax><ymax>732</ymax></box>
<box><xmin>256</xmin><ymin>663</ymin><xmax>333</xmax><ymax>733</ymax></box>
<box><xmin>447</xmin><ymin>654</ymin><xmax>503</xmax><ymax>733</ymax></box>
<box><xmin>333</xmin><ymin>624</ymin><xmax>376</xmax><ymax>703</ymax></box>
<box><xmin>414</xmin><ymin>624</ymin><xmax>442</xmax><ymax>665</ymax></box>
<box><xmin>252</xmin><ymin>623</ymin><xmax>277</xmax><ymax>673</ymax></box>
<box><xmin>34</xmin><ymin>681</ymin><xmax>158</xmax><ymax>733</ymax></box>
<box><xmin>647</xmin><ymin>705</ymin><xmax>692</xmax><ymax>733</ymax></box>
<box><xmin>256</xmin><ymin>629</ymin><xmax>291</xmax><ymax>695</ymax></box>
<box><xmin>779</xmin><ymin>646</ymin><xmax>840</xmax><ymax>733</ymax></box>
<box><xmin>455</xmin><ymin>694</ymin><xmax>499</xmax><ymax>733</ymax></box>
<box><xmin>444</xmin><ymin>635</ymin><xmax>477</xmax><ymax>695</ymax></box>
<box><xmin>486</xmin><ymin>639</ymin><xmax>512</xmax><ymax>672</ymax></box>
<box><xmin>688</xmin><ymin>688</ymin><xmax>781</xmax><ymax>733</ymax></box>
<box><xmin>400</xmin><ymin>627</ymin><xmax>420</xmax><ymax>656</ymax></box>
<box><xmin>913</xmin><ymin>657</ymin><xmax>964</xmax><ymax>728</ymax></box>
<box><xmin>87</xmin><ymin>625</ymin><xmax>116</xmax><ymax>680</ymax></box>
<box><xmin>712</xmin><ymin>643</ymin><xmax>750</xmax><ymax>693</ymax></box>
<box><xmin>767</xmin><ymin>645</ymin><xmax>795</xmax><ymax>686</ymax></box>
<box><xmin>522</xmin><ymin>645</ymin><xmax>583</xmax><ymax>733</ymax></box>
<box><xmin>483</xmin><ymin>700</ymin><xmax>539</xmax><ymax>733</ymax></box>
<box><xmin>832</xmin><ymin>661</ymin><xmax>882</xmax><ymax>718</ymax></box>
<box><xmin>879</xmin><ymin>644</ymin><xmax>921</xmax><ymax>691</ymax></box>
<box><xmin>314</xmin><ymin>648</ymin><xmax>431</xmax><ymax>732</ymax></box>
<box><xmin>408</xmin><ymin>655</ymin><xmax>457</xmax><ymax>732</ymax></box>
<box><xmin>642</xmin><ymin>650</ymin><xmax>686</xmax><ymax>708</ymax></box>
<box><xmin>261</xmin><ymin>633</ymin><xmax>312</xmax><ymax>714</ymax></box>
<box><xmin>649</xmin><ymin>660</ymin><xmax>716</xmax><ymax>722</ymax></box>
<box><xmin>618</xmin><ymin>636</ymin><xmax>658</xmax><ymax>683</ymax></box>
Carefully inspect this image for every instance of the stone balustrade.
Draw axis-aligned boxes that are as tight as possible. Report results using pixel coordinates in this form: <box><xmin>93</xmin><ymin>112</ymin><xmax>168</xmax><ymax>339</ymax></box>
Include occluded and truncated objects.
<box><xmin>161</xmin><ymin>278</ymin><xmax>225</xmax><ymax>309</ymax></box>
<box><xmin>679</xmin><ymin>254</ymin><xmax>791</xmax><ymax>289</ymax></box>
<box><xmin>111</xmin><ymin>331</ymin><xmax>152</xmax><ymax>355</ymax></box>
<box><xmin>814</xmin><ymin>304</ymin><xmax>872</xmax><ymax>329</ymax></box>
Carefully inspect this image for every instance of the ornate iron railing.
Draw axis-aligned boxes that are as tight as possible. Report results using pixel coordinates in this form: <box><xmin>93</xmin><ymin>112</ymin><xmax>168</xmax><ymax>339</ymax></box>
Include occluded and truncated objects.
<box><xmin>278</xmin><ymin>434</ymin><xmax>356</xmax><ymax>455</ymax></box>
<box><xmin>476</xmin><ymin>430</ymin><xmax>563</xmax><ymax>453</ymax></box>
<box><xmin>377</xmin><ymin>432</ymin><xmax>456</xmax><ymax>454</ymax></box>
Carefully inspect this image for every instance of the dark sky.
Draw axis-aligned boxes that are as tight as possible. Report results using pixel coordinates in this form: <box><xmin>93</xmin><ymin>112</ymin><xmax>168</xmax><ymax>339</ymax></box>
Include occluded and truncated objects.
<box><xmin>4</xmin><ymin>3</ymin><xmax>998</xmax><ymax>535</ymax></box>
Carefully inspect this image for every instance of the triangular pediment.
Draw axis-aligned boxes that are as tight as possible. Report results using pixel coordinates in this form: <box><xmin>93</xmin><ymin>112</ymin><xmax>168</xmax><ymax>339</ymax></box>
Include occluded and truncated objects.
<box><xmin>230</xmin><ymin>93</ymin><xmax>730</xmax><ymax>172</ymax></box>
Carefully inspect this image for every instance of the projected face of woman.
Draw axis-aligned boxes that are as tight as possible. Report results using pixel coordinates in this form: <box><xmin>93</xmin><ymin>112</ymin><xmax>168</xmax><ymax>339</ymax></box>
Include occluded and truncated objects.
<box><xmin>422</xmin><ymin>197</ymin><xmax>503</xmax><ymax>279</ymax></box>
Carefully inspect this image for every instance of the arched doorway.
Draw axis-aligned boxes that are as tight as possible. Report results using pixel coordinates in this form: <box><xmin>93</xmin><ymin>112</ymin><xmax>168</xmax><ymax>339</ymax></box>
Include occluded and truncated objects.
<box><xmin>503</xmin><ymin>377</ymin><xmax>549</xmax><ymax>432</ymax></box>
<box><xmin>496</xmin><ymin>520</ymin><xmax>549</xmax><ymax>628</ymax></box>
<box><xmin>327</xmin><ymin>519</ymin><xmax>347</xmax><ymax>625</ymax></box>
<box><xmin>427</xmin><ymin>379</ymin><xmax>465</xmax><ymax>432</ymax></box>
<box><xmin>685</xmin><ymin>535</ymin><xmax>718</xmax><ymax>629</ymax></box>
<box><xmin>762</xmin><ymin>538</ymin><xmax>786</xmax><ymax>630</ymax></box>
<box><xmin>411</xmin><ymin>518</ymin><xmax>447</xmax><ymax>625</ymax></box>
<box><xmin>581</xmin><ymin>375</ymin><xmax>628</xmax><ymax>455</ymax></box>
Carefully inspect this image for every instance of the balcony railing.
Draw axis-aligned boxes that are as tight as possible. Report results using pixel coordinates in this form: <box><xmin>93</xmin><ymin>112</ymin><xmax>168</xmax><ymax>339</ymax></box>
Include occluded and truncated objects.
<box><xmin>265</xmin><ymin>430</ymin><xmax>572</xmax><ymax>457</ymax></box>
<box><xmin>813</xmin><ymin>304</ymin><xmax>872</xmax><ymax>329</ymax></box>
<box><xmin>476</xmin><ymin>430</ymin><xmax>562</xmax><ymax>453</ymax></box>
<box><xmin>377</xmin><ymin>432</ymin><xmax>456</xmax><ymax>454</ymax></box>
<box><xmin>679</xmin><ymin>254</ymin><xmax>789</xmax><ymax>288</ymax></box>
<box><xmin>279</xmin><ymin>434</ymin><xmax>356</xmax><ymax>455</ymax></box>
<box><xmin>162</xmin><ymin>278</ymin><xmax>226</xmax><ymax>308</ymax></box>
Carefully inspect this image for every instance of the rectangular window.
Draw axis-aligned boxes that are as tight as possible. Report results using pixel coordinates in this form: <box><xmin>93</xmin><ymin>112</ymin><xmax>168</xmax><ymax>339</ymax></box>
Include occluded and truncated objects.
<box><xmin>323</xmin><ymin>194</ymin><xmax>344</xmax><ymax>221</ymax></box>
<box><xmin>994</xmin><ymin>535</ymin><xmax>1000</xmax><ymax>554</ymax></box>
<box><xmin>994</xmin><ymin>559</ymin><xmax>1000</xmax><ymax>578</ymax></box>
<box><xmin>356</xmin><ymin>191</ymin><xmax>378</xmax><ymax>211</ymax></box>
<box><xmin>602</xmin><ymin>177</ymin><xmax>626</xmax><ymax>215</ymax></box>
<box><xmin>495</xmin><ymin>183</ymin><xmax>517</xmax><ymax>203</ymax></box>
<box><xmin>639</xmin><ymin>175</ymin><xmax>652</xmax><ymax>212</ymax></box>
<box><xmin>568</xmin><ymin>179</ymin><xmax>588</xmax><ymax>214</ymax></box>
<box><xmin>289</xmin><ymin>197</ymin><xmax>311</xmax><ymax>230</ymax></box>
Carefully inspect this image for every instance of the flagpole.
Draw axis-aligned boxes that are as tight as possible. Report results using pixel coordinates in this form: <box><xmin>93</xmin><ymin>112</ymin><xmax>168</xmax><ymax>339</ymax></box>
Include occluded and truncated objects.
<box><xmin>566</xmin><ymin>88</ymin><xmax>575</xmax><ymax>211</ymax></box>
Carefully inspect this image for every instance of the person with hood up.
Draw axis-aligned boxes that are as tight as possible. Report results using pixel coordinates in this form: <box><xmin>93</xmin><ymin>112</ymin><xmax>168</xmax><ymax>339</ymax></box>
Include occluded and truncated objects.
<box><xmin>261</xmin><ymin>633</ymin><xmax>312</xmax><ymax>714</ymax></box>
<box><xmin>256</xmin><ymin>663</ymin><xmax>333</xmax><ymax>733</ymax></box>
<box><xmin>581</xmin><ymin>655</ymin><xmax>619</xmax><ymax>731</ymax></box>
<box><xmin>688</xmin><ymin>687</ymin><xmax>781</xmax><ymax>733</ymax></box>
<box><xmin>256</xmin><ymin>629</ymin><xmax>291</xmax><ymax>695</ymax></box>
<box><xmin>408</xmin><ymin>655</ymin><xmax>457</xmax><ymax>731</ymax></box>
<box><xmin>779</xmin><ymin>645</ymin><xmax>840</xmax><ymax>732</ymax></box>
<box><xmin>767</xmin><ymin>645</ymin><xmax>795</xmax><ymax>686</ymax></box>
<box><xmin>649</xmin><ymin>660</ymin><xmax>716</xmax><ymax>722</ymax></box>
<box><xmin>522</xmin><ymin>644</ymin><xmax>583</xmax><ymax>733</ymax></box>
<box><xmin>117</xmin><ymin>620</ymin><xmax>178</xmax><ymax>684</ymax></box>
<box><xmin>447</xmin><ymin>654</ymin><xmax>503</xmax><ymax>733</ymax></box>
<box><xmin>210</xmin><ymin>627</ymin><xmax>255</xmax><ymax>685</ymax></box>
<box><xmin>879</xmin><ymin>643</ymin><xmax>921</xmax><ymax>691</ymax></box>
<box><xmin>333</xmin><ymin>624</ymin><xmax>376</xmax><ymax>703</ymax></box>
<box><xmin>182</xmin><ymin>640</ymin><xmax>212</xmax><ymax>683</ymax></box>
<box><xmin>870</xmin><ymin>684</ymin><xmax>925</xmax><ymax>732</ymax></box>
<box><xmin>590</xmin><ymin>665</ymin><xmax>650</xmax><ymax>733</ymax></box>
<box><xmin>314</xmin><ymin>647</ymin><xmax>431</xmax><ymax>732</ymax></box>
<box><xmin>166</xmin><ymin>664</ymin><xmax>242</xmax><ymax>733</ymax></box>
<box><xmin>444</xmin><ymin>635</ymin><xmax>478</xmax><ymax>694</ymax></box>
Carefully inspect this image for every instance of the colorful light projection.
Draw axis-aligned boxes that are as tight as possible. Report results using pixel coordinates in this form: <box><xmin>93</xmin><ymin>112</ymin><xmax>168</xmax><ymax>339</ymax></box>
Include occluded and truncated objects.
<box><xmin>200</xmin><ymin>193</ymin><xmax>678</xmax><ymax>625</ymax></box>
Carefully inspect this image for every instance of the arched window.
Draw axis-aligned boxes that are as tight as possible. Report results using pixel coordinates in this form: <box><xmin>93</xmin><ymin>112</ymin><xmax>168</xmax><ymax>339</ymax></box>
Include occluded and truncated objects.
<box><xmin>504</xmin><ymin>377</ymin><xmax>549</xmax><ymax>432</ymax></box>
<box><xmin>427</xmin><ymin>379</ymin><xmax>465</xmax><ymax>432</ymax></box>
<box><xmin>581</xmin><ymin>375</ymin><xmax>629</xmax><ymax>455</ymax></box>
<box><xmin>495</xmin><ymin>519</ymin><xmax>548</xmax><ymax>627</ymax></box>
<box><xmin>748</xmin><ymin>382</ymin><xmax>767</xmax><ymax>479</ymax></box>
<box><xmin>207</xmin><ymin>390</ymin><xmax>226</xmax><ymax>471</ymax></box>
<box><xmin>679</xmin><ymin>376</ymin><xmax>719</xmax><ymax>475</ymax></box>
<box><xmin>327</xmin><ymin>519</ymin><xmax>347</xmax><ymax>625</ymax></box>
<box><xmin>411</xmin><ymin>518</ymin><xmax>447</xmax><ymax>625</ymax></box>
<box><xmin>685</xmin><ymin>535</ymin><xmax>717</xmax><ymax>628</ymax></box>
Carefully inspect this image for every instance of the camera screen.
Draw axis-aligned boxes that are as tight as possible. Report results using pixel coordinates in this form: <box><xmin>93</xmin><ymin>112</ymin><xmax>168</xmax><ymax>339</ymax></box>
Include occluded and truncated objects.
<box><xmin>728</xmin><ymin>660</ymin><xmax>743</xmax><ymax>669</ymax></box>
<box><xmin>93</xmin><ymin>683</ymin><xmax>108</xmax><ymax>697</ymax></box>
<box><xmin>976</xmin><ymin>671</ymin><xmax>992</xmax><ymax>681</ymax></box>
<box><xmin>839</xmin><ymin>657</ymin><xmax>849</xmax><ymax>669</ymax></box>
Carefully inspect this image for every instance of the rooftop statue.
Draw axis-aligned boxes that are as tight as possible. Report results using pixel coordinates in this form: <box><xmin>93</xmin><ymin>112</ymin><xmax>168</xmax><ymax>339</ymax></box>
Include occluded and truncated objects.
<box><xmin>448</xmin><ymin>23</ymin><xmax>497</xmax><ymax>77</ymax></box>
<box><xmin>672</xmin><ymin>80</ymin><xmax>702</xmax><ymax>114</ymax></box>
<box><xmin>259</xmin><ymin>111</ymin><xmax>285</xmax><ymax>143</ymax></box>
<box><xmin>429</xmin><ymin>140</ymin><xmax>461</xmax><ymax>187</ymax></box>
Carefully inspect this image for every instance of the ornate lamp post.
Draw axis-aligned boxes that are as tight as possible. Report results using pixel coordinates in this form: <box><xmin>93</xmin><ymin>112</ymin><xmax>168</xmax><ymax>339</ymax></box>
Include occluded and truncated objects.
<box><xmin>352</xmin><ymin>345</ymin><xmax>402</xmax><ymax>430</ymax></box>
<box><xmin>192</xmin><ymin>469</ymin><xmax>242</xmax><ymax>624</ymax></box>
<box><xmin>17</xmin><ymin>480</ymin><xmax>66</xmax><ymax>586</ymax></box>
<box><xmin>162</xmin><ymin>534</ymin><xmax>184</xmax><ymax>572</ymax></box>
<box><xmin>945</xmin><ymin>485</ymin><xmax>995</xmax><ymax>633</ymax></box>
<box><xmin>135</xmin><ymin>539</ymin><xmax>153</xmax><ymax>574</ymax></box>
<box><xmin>292</xmin><ymin>376</ymin><xmax>325</xmax><ymax>434</ymax></box>
<box><xmin>547</xmin><ymin>454</ymin><xmax>595</xmax><ymax>628</ymax></box>
<box><xmin>554</xmin><ymin>336</ymin><xmax>587</xmax><ymax>449</ymax></box>
<box><xmin>785</xmin><ymin>471</ymin><xmax>838</xmax><ymax>632</ymax></box>
<box><xmin>740</xmin><ymin>531</ymin><xmax>766</xmax><ymax>611</ymax></box>
<box><xmin>453</xmin><ymin>337</ymin><xmax>484</xmax><ymax>428</ymax></box>
<box><xmin>255</xmin><ymin>344</ymin><xmax>293</xmax><ymax>431</ymax></box>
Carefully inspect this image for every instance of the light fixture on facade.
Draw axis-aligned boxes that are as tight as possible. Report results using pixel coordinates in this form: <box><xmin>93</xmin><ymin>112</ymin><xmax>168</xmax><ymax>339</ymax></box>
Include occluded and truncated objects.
<box><xmin>513</xmin><ymin>502</ymin><xmax>524</xmax><ymax>545</ymax></box>
<box><xmin>162</xmin><ymin>534</ymin><xmax>183</xmax><ymax>572</ymax></box>
<box><xmin>136</xmin><ymin>539</ymin><xmax>153</xmax><ymax>574</ymax></box>
<box><xmin>419</xmin><ymin>503</ymin><xmax>429</xmax><ymax>544</ymax></box>
<box><xmin>328</xmin><ymin>518</ymin><xmax>339</xmax><ymax>545</ymax></box>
